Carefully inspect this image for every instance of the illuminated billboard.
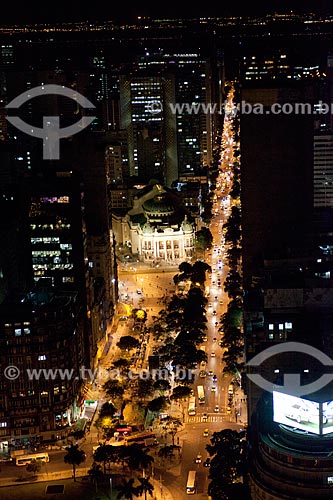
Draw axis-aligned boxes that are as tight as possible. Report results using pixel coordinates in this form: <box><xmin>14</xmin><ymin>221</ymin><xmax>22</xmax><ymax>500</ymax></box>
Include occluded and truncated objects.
<box><xmin>322</xmin><ymin>401</ymin><xmax>333</xmax><ymax>435</ymax></box>
<box><xmin>273</xmin><ymin>392</ymin><xmax>320</xmax><ymax>435</ymax></box>
<box><xmin>273</xmin><ymin>392</ymin><xmax>333</xmax><ymax>435</ymax></box>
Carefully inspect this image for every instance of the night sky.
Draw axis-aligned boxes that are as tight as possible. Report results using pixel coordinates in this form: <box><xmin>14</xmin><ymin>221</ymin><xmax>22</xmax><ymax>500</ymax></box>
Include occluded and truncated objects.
<box><xmin>1</xmin><ymin>0</ymin><xmax>332</xmax><ymax>25</ymax></box>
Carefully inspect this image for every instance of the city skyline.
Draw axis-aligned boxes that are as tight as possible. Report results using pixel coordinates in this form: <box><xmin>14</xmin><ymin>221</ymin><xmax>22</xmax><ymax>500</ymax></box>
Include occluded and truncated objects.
<box><xmin>0</xmin><ymin>1</ymin><xmax>332</xmax><ymax>26</ymax></box>
<box><xmin>1</xmin><ymin>6</ymin><xmax>333</xmax><ymax>500</ymax></box>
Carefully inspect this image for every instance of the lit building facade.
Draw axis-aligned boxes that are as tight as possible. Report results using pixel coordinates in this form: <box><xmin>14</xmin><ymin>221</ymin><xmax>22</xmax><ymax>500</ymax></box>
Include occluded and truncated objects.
<box><xmin>120</xmin><ymin>72</ymin><xmax>178</xmax><ymax>186</ymax></box>
<box><xmin>24</xmin><ymin>171</ymin><xmax>88</xmax><ymax>295</ymax></box>
<box><xmin>313</xmin><ymin>134</ymin><xmax>333</xmax><ymax>208</ymax></box>
<box><xmin>136</xmin><ymin>50</ymin><xmax>216</xmax><ymax>175</ymax></box>
<box><xmin>112</xmin><ymin>183</ymin><xmax>195</xmax><ymax>263</ymax></box>
<box><xmin>0</xmin><ymin>288</ymin><xmax>85</xmax><ymax>449</ymax></box>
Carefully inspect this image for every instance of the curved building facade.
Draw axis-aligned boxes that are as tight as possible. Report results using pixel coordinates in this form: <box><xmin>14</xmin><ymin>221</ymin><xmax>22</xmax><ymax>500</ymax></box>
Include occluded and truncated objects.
<box><xmin>249</xmin><ymin>396</ymin><xmax>333</xmax><ymax>500</ymax></box>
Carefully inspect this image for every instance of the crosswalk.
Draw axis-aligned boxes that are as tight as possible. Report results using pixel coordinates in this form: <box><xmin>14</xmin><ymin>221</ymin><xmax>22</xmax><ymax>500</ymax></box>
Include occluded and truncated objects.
<box><xmin>184</xmin><ymin>414</ymin><xmax>230</xmax><ymax>424</ymax></box>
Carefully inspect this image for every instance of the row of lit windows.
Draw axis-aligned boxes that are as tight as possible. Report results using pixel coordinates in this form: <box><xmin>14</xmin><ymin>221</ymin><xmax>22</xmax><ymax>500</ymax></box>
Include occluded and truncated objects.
<box><xmin>63</xmin><ymin>276</ymin><xmax>74</xmax><ymax>283</ymax></box>
<box><xmin>32</xmin><ymin>250</ymin><xmax>61</xmax><ymax>257</ymax></box>
<box><xmin>10</xmin><ymin>384</ymin><xmax>68</xmax><ymax>397</ymax></box>
<box><xmin>33</xmin><ymin>263</ymin><xmax>74</xmax><ymax>270</ymax></box>
<box><xmin>133</xmin><ymin>117</ymin><xmax>161</xmax><ymax>123</ymax></box>
<box><xmin>243</xmin><ymin>54</ymin><xmax>287</xmax><ymax>60</ymax></box>
<box><xmin>31</xmin><ymin>237</ymin><xmax>60</xmax><ymax>244</ymax></box>
<box><xmin>131</xmin><ymin>82</ymin><xmax>161</xmax><ymax>87</ymax></box>
<box><xmin>13</xmin><ymin>328</ymin><xmax>31</xmax><ymax>336</ymax></box>
<box><xmin>30</xmin><ymin>224</ymin><xmax>71</xmax><ymax>231</ymax></box>
<box><xmin>4</xmin><ymin>322</ymin><xmax>30</xmax><ymax>328</ymax></box>
<box><xmin>39</xmin><ymin>196</ymin><xmax>69</xmax><ymax>204</ymax></box>
<box><xmin>268</xmin><ymin>322</ymin><xmax>292</xmax><ymax>331</ymax></box>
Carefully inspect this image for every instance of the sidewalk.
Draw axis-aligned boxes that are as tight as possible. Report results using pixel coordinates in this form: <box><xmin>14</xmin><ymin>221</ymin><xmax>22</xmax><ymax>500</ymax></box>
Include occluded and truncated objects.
<box><xmin>150</xmin><ymin>477</ymin><xmax>175</xmax><ymax>500</ymax></box>
<box><xmin>0</xmin><ymin>467</ymin><xmax>90</xmax><ymax>487</ymax></box>
<box><xmin>233</xmin><ymin>388</ymin><xmax>248</xmax><ymax>427</ymax></box>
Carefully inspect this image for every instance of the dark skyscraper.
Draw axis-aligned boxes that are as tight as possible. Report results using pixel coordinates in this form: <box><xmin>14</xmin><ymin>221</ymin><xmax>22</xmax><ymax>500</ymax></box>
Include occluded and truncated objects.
<box><xmin>240</xmin><ymin>82</ymin><xmax>315</xmax><ymax>289</ymax></box>
<box><xmin>240</xmin><ymin>79</ymin><xmax>333</xmax><ymax>500</ymax></box>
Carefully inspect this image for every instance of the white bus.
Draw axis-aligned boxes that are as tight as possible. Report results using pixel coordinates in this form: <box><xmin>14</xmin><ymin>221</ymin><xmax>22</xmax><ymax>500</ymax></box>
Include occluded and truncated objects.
<box><xmin>15</xmin><ymin>453</ymin><xmax>50</xmax><ymax>466</ymax></box>
<box><xmin>188</xmin><ymin>396</ymin><xmax>196</xmax><ymax>416</ymax></box>
<box><xmin>186</xmin><ymin>470</ymin><xmax>197</xmax><ymax>494</ymax></box>
<box><xmin>197</xmin><ymin>385</ymin><xmax>206</xmax><ymax>404</ymax></box>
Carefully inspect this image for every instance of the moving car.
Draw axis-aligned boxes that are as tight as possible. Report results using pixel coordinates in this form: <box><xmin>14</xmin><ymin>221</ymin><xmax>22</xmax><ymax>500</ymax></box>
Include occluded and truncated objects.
<box><xmin>195</xmin><ymin>453</ymin><xmax>202</xmax><ymax>464</ymax></box>
<box><xmin>203</xmin><ymin>457</ymin><xmax>211</xmax><ymax>467</ymax></box>
<box><xmin>214</xmin><ymin>405</ymin><xmax>219</xmax><ymax>413</ymax></box>
<box><xmin>203</xmin><ymin>429</ymin><xmax>209</xmax><ymax>437</ymax></box>
<box><xmin>201</xmin><ymin>413</ymin><xmax>208</xmax><ymax>422</ymax></box>
<box><xmin>211</xmin><ymin>386</ymin><xmax>217</xmax><ymax>392</ymax></box>
<box><xmin>199</xmin><ymin>370</ymin><xmax>207</xmax><ymax>378</ymax></box>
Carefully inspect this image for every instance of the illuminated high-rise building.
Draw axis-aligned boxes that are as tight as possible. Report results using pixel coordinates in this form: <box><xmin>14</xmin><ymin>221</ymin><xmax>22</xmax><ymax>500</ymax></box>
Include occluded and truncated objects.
<box><xmin>120</xmin><ymin>72</ymin><xmax>178</xmax><ymax>186</ymax></box>
<box><xmin>22</xmin><ymin>170</ymin><xmax>87</xmax><ymax>293</ymax></box>
<box><xmin>136</xmin><ymin>50</ymin><xmax>218</xmax><ymax>176</ymax></box>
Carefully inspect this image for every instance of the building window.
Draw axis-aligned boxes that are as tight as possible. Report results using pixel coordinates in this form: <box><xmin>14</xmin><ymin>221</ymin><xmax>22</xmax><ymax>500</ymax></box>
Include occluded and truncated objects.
<box><xmin>268</xmin><ymin>333</ymin><xmax>274</xmax><ymax>340</ymax></box>
<box><xmin>278</xmin><ymin>323</ymin><xmax>284</xmax><ymax>331</ymax></box>
<box><xmin>285</xmin><ymin>322</ymin><xmax>292</xmax><ymax>329</ymax></box>
<box><xmin>268</xmin><ymin>324</ymin><xmax>274</xmax><ymax>331</ymax></box>
<box><xmin>15</xmin><ymin>328</ymin><xmax>21</xmax><ymax>336</ymax></box>
<box><xmin>38</xmin><ymin>355</ymin><xmax>46</xmax><ymax>361</ymax></box>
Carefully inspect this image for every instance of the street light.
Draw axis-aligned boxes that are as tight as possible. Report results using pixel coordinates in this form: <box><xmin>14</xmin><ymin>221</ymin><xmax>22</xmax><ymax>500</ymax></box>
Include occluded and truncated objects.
<box><xmin>110</xmin><ymin>477</ymin><xmax>113</xmax><ymax>499</ymax></box>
